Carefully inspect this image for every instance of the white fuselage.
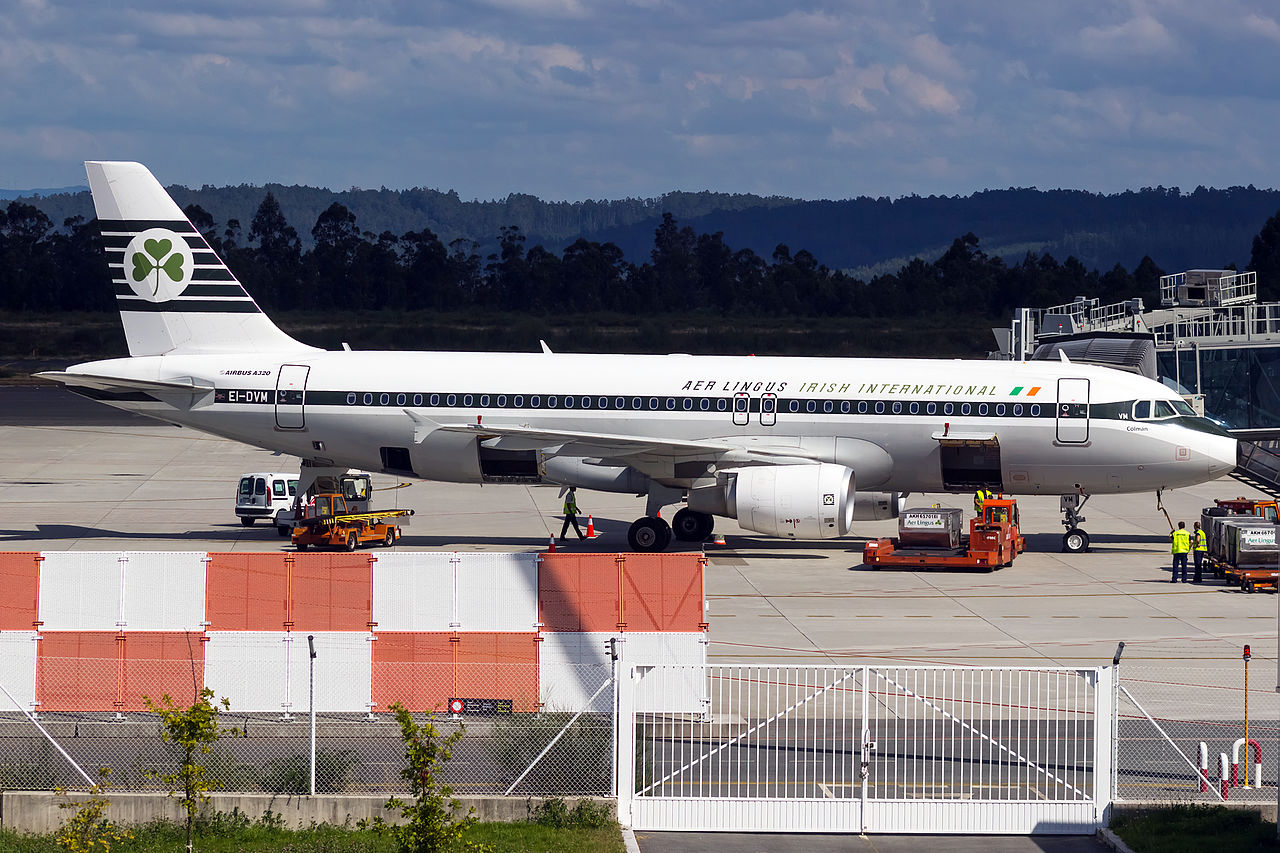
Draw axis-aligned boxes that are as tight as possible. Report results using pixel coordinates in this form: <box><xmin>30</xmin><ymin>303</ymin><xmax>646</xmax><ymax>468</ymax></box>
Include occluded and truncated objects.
<box><xmin>66</xmin><ymin>349</ymin><xmax>1238</xmax><ymax>496</ymax></box>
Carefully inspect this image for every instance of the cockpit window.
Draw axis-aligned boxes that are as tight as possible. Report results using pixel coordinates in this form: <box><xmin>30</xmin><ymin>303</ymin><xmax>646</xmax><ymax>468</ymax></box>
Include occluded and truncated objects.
<box><xmin>1153</xmin><ymin>400</ymin><xmax>1175</xmax><ymax>419</ymax></box>
<box><xmin>1133</xmin><ymin>400</ymin><xmax>1151</xmax><ymax>420</ymax></box>
<box><xmin>1172</xmin><ymin>399</ymin><xmax>1195</xmax><ymax>417</ymax></box>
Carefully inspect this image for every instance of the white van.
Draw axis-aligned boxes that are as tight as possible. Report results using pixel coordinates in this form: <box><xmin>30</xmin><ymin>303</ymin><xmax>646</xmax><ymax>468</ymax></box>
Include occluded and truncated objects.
<box><xmin>236</xmin><ymin>472</ymin><xmax>299</xmax><ymax>535</ymax></box>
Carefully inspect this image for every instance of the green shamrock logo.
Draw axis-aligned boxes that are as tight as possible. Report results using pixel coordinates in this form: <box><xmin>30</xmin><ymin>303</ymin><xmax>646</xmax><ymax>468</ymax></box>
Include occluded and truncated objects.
<box><xmin>131</xmin><ymin>237</ymin><xmax>185</xmax><ymax>296</ymax></box>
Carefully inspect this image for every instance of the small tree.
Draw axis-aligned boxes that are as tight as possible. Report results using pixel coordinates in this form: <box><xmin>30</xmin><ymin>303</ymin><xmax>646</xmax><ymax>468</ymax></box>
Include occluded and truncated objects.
<box><xmin>143</xmin><ymin>688</ymin><xmax>236</xmax><ymax>853</ymax></box>
<box><xmin>383</xmin><ymin>702</ymin><xmax>489</xmax><ymax>853</ymax></box>
<box><xmin>54</xmin><ymin>768</ymin><xmax>133</xmax><ymax>853</ymax></box>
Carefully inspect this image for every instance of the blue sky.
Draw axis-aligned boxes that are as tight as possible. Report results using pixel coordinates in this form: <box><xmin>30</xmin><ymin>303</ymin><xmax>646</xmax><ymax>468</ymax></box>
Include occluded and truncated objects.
<box><xmin>3</xmin><ymin>0</ymin><xmax>1278</xmax><ymax>201</ymax></box>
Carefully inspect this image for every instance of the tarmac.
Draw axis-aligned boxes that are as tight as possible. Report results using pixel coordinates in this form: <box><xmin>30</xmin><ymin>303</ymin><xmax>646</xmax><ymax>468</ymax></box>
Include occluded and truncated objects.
<box><xmin>3</xmin><ymin>386</ymin><xmax>1274</xmax><ymax>672</ymax></box>
<box><xmin>3</xmin><ymin>385</ymin><xmax>1274</xmax><ymax>851</ymax></box>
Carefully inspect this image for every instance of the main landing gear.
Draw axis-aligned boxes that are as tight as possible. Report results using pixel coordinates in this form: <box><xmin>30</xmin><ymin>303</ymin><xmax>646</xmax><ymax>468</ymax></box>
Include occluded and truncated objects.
<box><xmin>627</xmin><ymin>508</ymin><xmax>716</xmax><ymax>551</ymax></box>
<box><xmin>1060</xmin><ymin>491</ymin><xmax>1091</xmax><ymax>553</ymax></box>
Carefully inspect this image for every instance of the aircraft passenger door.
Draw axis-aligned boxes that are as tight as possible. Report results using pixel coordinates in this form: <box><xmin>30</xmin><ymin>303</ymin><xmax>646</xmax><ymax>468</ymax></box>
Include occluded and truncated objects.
<box><xmin>760</xmin><ymin>393</ymin><xmax>777</xmax><ymax>427</ymax></box>
<box><xmin>1055</xmin><ymin>378</ymin><xmax>1089</xmax><ymax>443</ymax></box>
<box><xmin>275</xmin><ymin>364</ymin><xmax>309</xmax><ymax>430</ymax></box>
<box><xmin>732</xmin><ymin>392</ymin><xmax>750</xmax><ymax>426</ymax></box>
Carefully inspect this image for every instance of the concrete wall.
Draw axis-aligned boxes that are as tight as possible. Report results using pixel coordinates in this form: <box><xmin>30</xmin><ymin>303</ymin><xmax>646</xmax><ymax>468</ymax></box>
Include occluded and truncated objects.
<box><xmin>0</xmin><ymin>790</ymin><xmax>613</xmax><ymax>835</ymax></box>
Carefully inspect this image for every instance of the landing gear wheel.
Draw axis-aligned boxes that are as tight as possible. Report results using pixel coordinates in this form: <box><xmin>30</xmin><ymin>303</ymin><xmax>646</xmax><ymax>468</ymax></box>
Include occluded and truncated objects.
<box><xmin>1062</xmin><ymin>528</ymin><xmax>1090</xmax><ymax>553</ymax></box>
<box><xmin>627</xmin><ymin>517</ymin><xmax>672</xmax><ymax>552</ymax></box>
<box><xmin>240</xmin><ymin>517</ymin><xmax>255</xmax><ymax>527</ymax></box>
<box><xmin>383</xmin><ymin>528</ymin><xmax>396</xmax><ymax>548</ymax></box>
<box><xmin>345</xmin><ymin>531</ymin><xmax>359</xmax><ymax>551</ymax></box>
<box><xmin>671</xmin><ymin>508</ymin><xmax>714</xmax><ymax>542</ymax></box>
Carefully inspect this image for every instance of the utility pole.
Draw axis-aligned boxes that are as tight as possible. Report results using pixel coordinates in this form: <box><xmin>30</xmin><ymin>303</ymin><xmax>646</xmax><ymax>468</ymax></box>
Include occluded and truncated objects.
<box><xmin>308</xmin><ymin>634</ymin><xmax>317</xmax><ymax>796</ymax></box>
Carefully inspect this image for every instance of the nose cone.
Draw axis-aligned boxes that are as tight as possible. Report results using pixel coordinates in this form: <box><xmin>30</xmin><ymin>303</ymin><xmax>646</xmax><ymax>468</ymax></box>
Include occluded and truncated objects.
<box><xmin>1206</xmin><ymin>433</ymin><xmax>1238</xmax><ymax>479</ymax></box>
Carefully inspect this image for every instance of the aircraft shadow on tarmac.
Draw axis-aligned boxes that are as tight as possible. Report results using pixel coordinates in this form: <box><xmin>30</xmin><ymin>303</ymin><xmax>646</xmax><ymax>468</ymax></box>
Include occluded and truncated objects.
<box><xmin>0</xmin><ymin>524</ymin><xmax>261</xmax><ymax>542</ymax></box>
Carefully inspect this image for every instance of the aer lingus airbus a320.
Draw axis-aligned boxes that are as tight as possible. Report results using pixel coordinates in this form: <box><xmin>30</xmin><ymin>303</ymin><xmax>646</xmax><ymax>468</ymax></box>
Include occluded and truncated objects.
<box><xmin>39</xmin><ymin>162</ymin><xmax>1237</xmax><ymax>552</ymax></box>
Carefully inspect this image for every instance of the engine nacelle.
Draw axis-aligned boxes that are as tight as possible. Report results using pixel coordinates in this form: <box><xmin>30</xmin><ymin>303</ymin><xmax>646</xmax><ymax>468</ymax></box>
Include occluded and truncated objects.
<box><xmin>723</xmin><ymin>464</ymin><xmax>856</xmax><ymax>539</ymax></box>
<box><xmin>852</xmin><ymin>491</ymin><xmax>905</xmax><ymax>521</ymax></box>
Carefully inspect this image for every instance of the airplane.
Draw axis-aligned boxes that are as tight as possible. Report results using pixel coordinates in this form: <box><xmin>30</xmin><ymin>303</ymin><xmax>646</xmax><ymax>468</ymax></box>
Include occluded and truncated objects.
<box><xmin>38</xmin><ymin>161</ymin><xmax>1238</xmax><ymax>553</ymax></box>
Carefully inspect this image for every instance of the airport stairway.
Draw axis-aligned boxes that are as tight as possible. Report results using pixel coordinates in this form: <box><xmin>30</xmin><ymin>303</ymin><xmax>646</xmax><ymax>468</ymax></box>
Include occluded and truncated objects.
<box><xmin>1232</xmin><ymin>440</ymin><xmax>1280</xmax><ymax>498</ymax></box>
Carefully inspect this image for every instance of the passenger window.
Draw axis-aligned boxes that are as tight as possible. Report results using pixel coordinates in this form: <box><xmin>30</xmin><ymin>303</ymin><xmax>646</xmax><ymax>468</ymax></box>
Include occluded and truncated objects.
<box><xmin>682</xmin><ymin>398</ymin><xmax>693</xmax><ymax>410</ymax></box>
<box><xmin>926</xmin><ymin>402</ymin><xmax>936</xmax><ymax>415</ymax></box>
<box><xmin>481</xmin><ymin>395</ymin><xmax>490</xmax><ymax>407</ymax></box>
<box><xmin>548</xmin><ymin>396</ymin><xmax>558</xmax><ymax>408</ymax></box>
<box><xmin>978</xmin><ymin>403</ymin><xmax>988</xmax><ymax>416</ymax></box>
<box><xmin>824</xmin><ymin>401</ymin><xmax>834</xmax><ymax>413</ymax></box>
<box><xmin>891</xmin><ymin>402</ymin><xmax>901</xmax><ymax>414</ymax></box>
<box><xmin>875</xmin><ymin>402</ymin><xmax>885</xmax><ymax>414</ymax></box>
<box><xmin>943</xmin><ymin>403</ymin><xmax>954</xmax><ymax>415</ymax></box>
<box><xmin>666</xmin><ymin>398</ymin><xmax>676</xmax><ymax>410</ymax></box>
<box><xmin>397</xmin><ymin>393</ymin><xmax>406</xmax><ymax>405</ymax></box>
<box><xmin>462</xmin><ymin>394</ymin><xmax>473</xmax><ymax>406</ymax></box>
<box><xmin>430</xmin><ymin>394</ymin><xmax>440</xmax><ymax>406</ymax></box>
<box><xmin>841</xmin><ymin>401</ymin><xmax>851</xmax><ymax>414</ymax></box>
<box><xmin>716</xmin><ymin>399</ymin><xmax>727</xmax><ymax>412</ymax></box>
<box><xmin>346</xmin><ymin>393</ymin><xmax>356</xmax><ymax>405</ymax></box>
<box><xmin>961</xmin><ymin>403</ymin><xmax>972</xmax><ymax>415</ymax></box>
<box><xmin>413</xmin><ymin>394</ymin><xmax>423</xmax><ymax>406</ymax></box>
<box><xmin>1154</xmin><ymin>400</ymin><xmax>1175</xmax><ymax>419</ymax></box>
<box><xmin>735</xmin><ymin>397</ymin><xmax>748</xmax><ymax>412</ymax></box>
<box><xmin>1031</xmin><ymin>404</ymin><xmax>1041</xmax><ymax>416</ymax></box>
<box><xmin>273</xmin><ymin>480</ymin><xmax>286</xmax><ymax>497</ymax></box>
<box><xmin>790</xmin><ymin>400</ymin><xmax>800</xmax><ymax>413</ymax></box>
<box><xmin>909</xmin><ymin>402</ymin><xmax>919</xmax><ymax>414</ymax></box>
<box><xmin>1013</xmin><ymin>404</ymin><xmax>1023</xmax><ymax>416</ymax></box>
<box><xmin>446</xmin><ymin>394</ymin><xmax>456</xmax><ymax>406</ymax></box>
<box><xmin>858</xmin><ymin>401</ymin><xmax>868</xmax><ymax>414</ymax></box>
<box><xmin>700</xmin><ymin>399</ymin><xmax>710</xmax><ymax>411</ymax></box>
<box><xmin>807</xmin><ymin>400</ymin><xmax>817</xmax><ymax>413</ymax></box>
<box><xmin>513</xmin><ymin>395</ymin><xmax>524</xmax><ymax>407</ymax></box>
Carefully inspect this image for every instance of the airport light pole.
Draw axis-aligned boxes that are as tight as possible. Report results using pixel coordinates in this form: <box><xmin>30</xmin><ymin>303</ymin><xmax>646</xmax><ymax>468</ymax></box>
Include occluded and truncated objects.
<box><xmin>308</xmin><ymin>634</ymin><xmax>317</xmax><ymax>796</ymax></box>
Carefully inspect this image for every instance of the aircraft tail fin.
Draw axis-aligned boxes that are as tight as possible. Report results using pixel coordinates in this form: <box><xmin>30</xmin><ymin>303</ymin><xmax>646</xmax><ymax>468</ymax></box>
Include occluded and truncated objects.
<box><xmin>85</xmin><ymin>161</ymin><xmax>315</xmax><ymax>357</ymax></box>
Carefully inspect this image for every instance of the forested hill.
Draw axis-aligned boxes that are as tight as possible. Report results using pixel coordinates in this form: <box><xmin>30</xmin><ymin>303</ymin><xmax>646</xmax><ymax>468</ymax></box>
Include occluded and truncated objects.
<box><xmin>16</xmin><ymin>182</ymin><xmax>1280</xmax><ymax>275</ymax></box>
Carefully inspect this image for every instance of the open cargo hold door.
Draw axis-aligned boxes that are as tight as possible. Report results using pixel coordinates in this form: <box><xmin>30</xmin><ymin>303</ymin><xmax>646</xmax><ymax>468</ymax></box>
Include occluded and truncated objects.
<box><xmin>933</xmin><ymin>430</ymin><xmax>1003</xmax><ymax>491</ymax></box>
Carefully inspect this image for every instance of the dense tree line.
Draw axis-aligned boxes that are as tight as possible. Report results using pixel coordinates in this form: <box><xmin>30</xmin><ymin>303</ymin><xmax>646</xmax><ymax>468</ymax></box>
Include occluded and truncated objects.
<box><xmin>5</xmin><ymin>193</ymin><xmax>1280</xmax><ymax>322</ymax></box>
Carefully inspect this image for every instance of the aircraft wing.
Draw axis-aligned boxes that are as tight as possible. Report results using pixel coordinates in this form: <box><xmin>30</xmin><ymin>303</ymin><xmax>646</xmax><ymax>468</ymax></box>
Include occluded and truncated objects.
<box><xmin>435</xmin><ymin>421</ymin><xmax>822</xmax><ymax>465</ymax></box>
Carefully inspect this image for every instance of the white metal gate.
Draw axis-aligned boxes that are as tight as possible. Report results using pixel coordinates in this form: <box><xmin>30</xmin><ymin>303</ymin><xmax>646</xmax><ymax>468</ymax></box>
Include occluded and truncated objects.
<box><xmin>615</xmin><ymin>665</ymin><xmax>1113</xmax><ymax>834</ymax></box>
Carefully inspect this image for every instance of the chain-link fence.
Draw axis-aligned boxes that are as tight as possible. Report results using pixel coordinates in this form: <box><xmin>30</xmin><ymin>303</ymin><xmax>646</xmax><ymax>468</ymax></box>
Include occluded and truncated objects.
<box><xmin>0</xmin><ymin>664</ymin><xmax>615</xmax><ymax>797</ymax></box>
<box><xmin>1115</xmin><ymin>661</ymin><xmax>1278</xmax><ymax>804</ymax></box>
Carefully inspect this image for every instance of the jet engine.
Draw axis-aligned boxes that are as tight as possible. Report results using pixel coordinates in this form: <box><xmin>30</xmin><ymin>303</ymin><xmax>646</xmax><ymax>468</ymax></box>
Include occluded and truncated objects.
<box><xmin>852</xmin><ymin>491</ymin><xmax>905</xmax><ymax>521</ymax></box>
<box><xmin>690</xmin><ymin>463</ymin><xmax>856</xmax><ymax>539</ymax></box>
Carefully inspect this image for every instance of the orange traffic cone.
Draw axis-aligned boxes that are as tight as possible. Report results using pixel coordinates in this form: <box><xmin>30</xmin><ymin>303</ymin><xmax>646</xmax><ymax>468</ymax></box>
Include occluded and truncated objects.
<box><xmin>547</xmin><ymin>534</ymin><xmax>556</xmax><ymax>553</ymax></box>
<box><xmin>586</xmin><ymin>515</ymin><xmax>598</xmax><ymax>538</ymax></box>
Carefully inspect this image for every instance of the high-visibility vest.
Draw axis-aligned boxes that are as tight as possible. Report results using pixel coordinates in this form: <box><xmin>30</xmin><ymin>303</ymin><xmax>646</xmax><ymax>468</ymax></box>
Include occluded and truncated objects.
<box><xmin>973</xmin><ymin>489</ymin><xmax>991</xmax><ymax>513</ymax></box>
<box><xmin>1193</xmin><ymin>529</ymin><xmax>1208</xmax><ymax>552</ymax></box>
<box><xmin>563</xmin><ymin>493</ymin><xmax>579</xmax><ymax>515</ymax></box>
<box><xmin>1171</xmin><ymin>529</ymin><xmax>1190</xmax><ymax>554</ymax></box>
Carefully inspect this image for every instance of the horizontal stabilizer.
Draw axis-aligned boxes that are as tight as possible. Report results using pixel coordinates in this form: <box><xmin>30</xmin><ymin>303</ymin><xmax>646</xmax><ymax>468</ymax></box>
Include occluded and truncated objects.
<box><xmin>35</xmin><ymin>371</ymin><xmax>215</xmax><ymax>394</ymax></box>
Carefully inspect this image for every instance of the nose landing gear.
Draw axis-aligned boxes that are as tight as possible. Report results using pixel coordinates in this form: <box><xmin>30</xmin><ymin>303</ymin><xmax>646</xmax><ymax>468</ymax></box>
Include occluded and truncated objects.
<box><xmin>1061</xmin><ymin>491</ymin><xmax>1090</xmax><ymax>553</ymax></box>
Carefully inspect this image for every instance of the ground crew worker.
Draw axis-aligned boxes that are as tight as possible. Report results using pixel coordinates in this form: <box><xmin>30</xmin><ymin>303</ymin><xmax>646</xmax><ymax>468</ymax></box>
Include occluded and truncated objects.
<box><xmin>560</xmin><ymin>486</ymin><xmax>586</xmax><ymax>542</ymax></box>
<box><xmin>1170</xmin><ymin>521</ymin><xmax>1190</xmax><ymax>583</ymax></box>
<box><xmin>973</xmin><ymin>487</ymin><xmax>993</xmax><ymax>516</ymax></box>
<box><xmin>1192</xmin><ymin>521</ymin><xmax>1207</xmax><ymax>584</ymax></box>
